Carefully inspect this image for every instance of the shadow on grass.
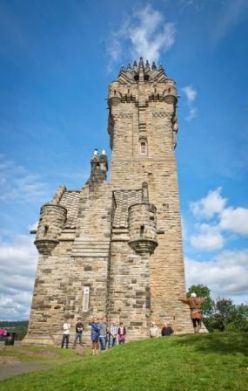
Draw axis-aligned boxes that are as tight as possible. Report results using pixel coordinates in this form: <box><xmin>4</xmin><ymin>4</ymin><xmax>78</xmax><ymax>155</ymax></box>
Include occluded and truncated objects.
<box><xmin>174</xmin><ymin>332</ymin><xmax>248</xmax><ymax>356</ymax></box>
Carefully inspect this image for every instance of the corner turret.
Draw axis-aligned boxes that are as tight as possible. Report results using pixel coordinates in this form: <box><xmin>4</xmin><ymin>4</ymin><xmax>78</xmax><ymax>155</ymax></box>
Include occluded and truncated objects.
<box><xmin>128</xmin><ymin>183</ymin><xmax>158</xmax><ymax>255</ymax></box>
<box><xmin>35</xmin><ymin>200</ymin><xmax>67</xmax><ymax>255</ymax></box>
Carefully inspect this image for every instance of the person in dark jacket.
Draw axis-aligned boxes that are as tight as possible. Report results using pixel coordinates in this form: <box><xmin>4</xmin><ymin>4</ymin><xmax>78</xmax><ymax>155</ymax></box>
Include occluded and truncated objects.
<box><xmin>74</xmin><ymin>318</ymin><xmax>84</xmax><ymax>347</ymax></box>
<box><xmin>161</xmin><ymin>322</ymin><xmax>174</xmax><ymax>336</ymax></box>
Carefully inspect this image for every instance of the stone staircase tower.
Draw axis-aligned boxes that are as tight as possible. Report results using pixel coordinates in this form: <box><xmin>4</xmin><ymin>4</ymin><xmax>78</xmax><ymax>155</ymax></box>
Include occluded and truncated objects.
<box><xmin>24</xmin><ymin>58</ymin><xmax>192</xmax><ymax>346</ymax></box>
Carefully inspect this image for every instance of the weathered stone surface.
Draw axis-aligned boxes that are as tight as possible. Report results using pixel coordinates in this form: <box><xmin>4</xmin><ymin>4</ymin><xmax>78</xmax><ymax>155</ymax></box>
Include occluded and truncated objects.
<box><xmin>24</xmin><ymin>59</ymin><xmax>193</xmax><ymax>346</ymax></box>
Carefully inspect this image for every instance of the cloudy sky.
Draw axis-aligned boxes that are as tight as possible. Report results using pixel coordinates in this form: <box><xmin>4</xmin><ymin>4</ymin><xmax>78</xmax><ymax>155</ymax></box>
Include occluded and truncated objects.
<box><xmin>0</xmin><ymin>0</ymin><xmax>247</xmax><ymax>320</ymax></box>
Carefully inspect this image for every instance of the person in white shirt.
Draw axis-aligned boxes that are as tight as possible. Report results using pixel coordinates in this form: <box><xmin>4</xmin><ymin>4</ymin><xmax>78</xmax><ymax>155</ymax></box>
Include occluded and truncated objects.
<box><xmin>149</xmin><ymin>322</ymin><xmax>159</xmax><ymax>338</ymax></box>
<box><xmin>61</xmin><ymin>320</ymin><xmax>71</xmax><ymax>348</ymax></box>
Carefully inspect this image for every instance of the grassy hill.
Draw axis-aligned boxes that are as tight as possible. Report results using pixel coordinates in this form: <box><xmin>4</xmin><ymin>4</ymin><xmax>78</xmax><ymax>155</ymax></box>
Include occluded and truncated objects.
<box><xmin>0</xmin><ymin>332</ymin><xmax>247</xmax><ymax>390</ymax></box>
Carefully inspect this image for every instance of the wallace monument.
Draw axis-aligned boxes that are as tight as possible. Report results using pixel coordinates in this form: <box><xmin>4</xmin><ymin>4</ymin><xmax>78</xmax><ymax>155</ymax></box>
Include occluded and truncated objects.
<box><xmin>24</xmin><ymin>58</ymin><xmax>193</xmax><ymax>345</ymax></box>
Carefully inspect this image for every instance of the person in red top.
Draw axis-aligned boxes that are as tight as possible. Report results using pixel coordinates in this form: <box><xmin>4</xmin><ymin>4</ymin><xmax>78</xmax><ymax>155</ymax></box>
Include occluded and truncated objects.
<box><xmin>180</xmin><ymin>292</ymin><xmax>206</xmax><ymax>333</ymax></box>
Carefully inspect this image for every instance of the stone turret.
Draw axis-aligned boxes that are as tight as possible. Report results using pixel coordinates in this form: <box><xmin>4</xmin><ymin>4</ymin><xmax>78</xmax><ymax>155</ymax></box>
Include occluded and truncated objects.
<box><xmin>86</xmin><ymin>149</ymin><xmax>108</xmax><ymax>188</ymax></box>
<box><xmin>34</xmin><ymin>186</ymin><xmax>67</xmax><ymax>255</ymax></box>
<box><xmin>35</xmin><ymin>203</ymin><xmax>67</xmax><ymax>255</ymax></box>
<box><xmin>128</xmin><ymin>184</ymin><xmax>158</xmax><ymax>255</ymax></box>
<box><xmin>128</xmin><ymin>202</ymin><xmax>157</xmax><ymax>255</ymax></box>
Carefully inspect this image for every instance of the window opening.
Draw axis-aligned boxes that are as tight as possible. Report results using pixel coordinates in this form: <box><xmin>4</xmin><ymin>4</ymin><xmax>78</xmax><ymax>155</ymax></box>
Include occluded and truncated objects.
<box><xmin>140</xmin><ymin>139</ymin><xmax>147</xmax><ymax>155</ymax></box>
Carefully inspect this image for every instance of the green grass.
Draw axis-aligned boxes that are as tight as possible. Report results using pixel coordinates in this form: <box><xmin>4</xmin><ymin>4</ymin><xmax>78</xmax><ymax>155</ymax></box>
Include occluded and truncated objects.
<box><xmin>1</xmin><ymin>332</ymin><xmax>248</xmax><ymax>391</ymax></box>
<box><xmin>0</xmin><ymin>344</ymin><xmax>83</xmax><ymax>364</ymax></box>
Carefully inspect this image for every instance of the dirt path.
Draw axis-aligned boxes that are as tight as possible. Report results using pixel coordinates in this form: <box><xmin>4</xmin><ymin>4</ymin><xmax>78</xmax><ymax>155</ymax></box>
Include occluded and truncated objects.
<box><xmin>0</xmin><ymin>362</ymin><xmax>50</xmax><ymax>380</ymax></box>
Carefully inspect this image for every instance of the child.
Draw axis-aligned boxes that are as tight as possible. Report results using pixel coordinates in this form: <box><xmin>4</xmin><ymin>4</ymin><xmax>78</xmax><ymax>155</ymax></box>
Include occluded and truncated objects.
<box><xmin>118</xmin><ymin>322</ymin><xmax>126</xmax><ymax>344</ymax></box>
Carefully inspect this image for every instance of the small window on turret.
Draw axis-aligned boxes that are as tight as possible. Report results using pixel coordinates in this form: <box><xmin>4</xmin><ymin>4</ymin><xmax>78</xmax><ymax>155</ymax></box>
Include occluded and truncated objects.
<box><xmin>44</xmin><ymin>225</ymin><xmax>49</xmax><ymax>235</ymax></box>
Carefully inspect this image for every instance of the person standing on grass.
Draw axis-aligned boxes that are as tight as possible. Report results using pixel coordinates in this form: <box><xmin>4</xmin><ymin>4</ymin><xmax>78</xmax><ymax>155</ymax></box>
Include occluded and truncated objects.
<box><xmin>99</xmin><ymin>318</ymin><xmax>107</xmax><ymax>351</ymax></box>
<box><xmin>118</xmin><ymin>321</ymin><xmax>126</xmax><ymax>344</ymax></box>
<box><xmin>180</xmin><ymin>292</ymin><xmax>206</xmax><ymax>333</ymax></box>
<box><xmin>91</xmin><ymin>318</ymin><xmax>100</xmax><ymax>355</ymax></box>
<box><xmin>74</xmin><ymin>318</ymin><xmax>84</xmax><ymax>347</ymax></box>
<box><xmin>108</xmin><ymin>320</ymin><xmax>118</xmax><ymax>347</ymax></box>
<box><xmin>149</xmin><ymin>322</ymin><xmax>159</xmax><ymax>338</ymax></box>
<box><xmin>61</xmin><ymin>320</ymin><xmax>71</xmax><ymax>348</ymax></box>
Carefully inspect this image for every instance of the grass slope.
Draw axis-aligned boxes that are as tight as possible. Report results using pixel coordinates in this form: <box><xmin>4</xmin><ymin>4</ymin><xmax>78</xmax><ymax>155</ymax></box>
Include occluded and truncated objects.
<box><xmin>1</xmin><ymin>332</ymin><xmax>248</xmax><ymax>391</ymax></box>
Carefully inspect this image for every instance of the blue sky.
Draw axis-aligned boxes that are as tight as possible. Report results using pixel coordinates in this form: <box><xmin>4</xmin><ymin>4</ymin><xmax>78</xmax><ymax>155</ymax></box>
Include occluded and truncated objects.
<box><xmin>0</xmin><ymin>0</ymin><xmax>247</xmax><ymax>320</ymax></box>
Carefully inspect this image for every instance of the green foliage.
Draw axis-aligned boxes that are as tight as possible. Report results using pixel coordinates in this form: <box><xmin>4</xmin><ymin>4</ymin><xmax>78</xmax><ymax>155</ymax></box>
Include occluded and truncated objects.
<box><xmin>207</xmin><ymin>300</ymin><xmax>248</xmax><ymax>332</ymax></box>
<box><xmin>0</xmin><ymin>321</ymin><xmax>28</xmax><ymax>340</ymax></box>
<box><xmin>0</xmin><ymin>333</ymin><xmax>247</xmax><ymax>391</ymax></box>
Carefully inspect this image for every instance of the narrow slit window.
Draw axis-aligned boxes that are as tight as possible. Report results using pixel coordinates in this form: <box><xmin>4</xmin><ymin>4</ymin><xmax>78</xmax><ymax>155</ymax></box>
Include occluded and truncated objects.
<box><xmin>82</xmin><ymin>286</ymin><xmax>90</xmax><ymax>312</ymax></box>
<box><xmin>140</xmin><ymin>140</ymin><xmax>147</xmax><ymax>155</ymax></box>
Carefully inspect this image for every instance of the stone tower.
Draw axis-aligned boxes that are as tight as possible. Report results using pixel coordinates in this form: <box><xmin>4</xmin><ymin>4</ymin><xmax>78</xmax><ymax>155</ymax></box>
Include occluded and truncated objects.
<box><xmin>24</xmin><ymin>58</ymin><xmax>193</xmax><ymax>345</ymax></box>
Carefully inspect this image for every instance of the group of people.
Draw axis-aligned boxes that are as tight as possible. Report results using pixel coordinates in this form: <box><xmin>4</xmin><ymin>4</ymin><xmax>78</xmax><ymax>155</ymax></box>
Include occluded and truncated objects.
<box><xmin>90</xmin><ymin>319</ymin><xmax>126</xmax><ymax>354</ymax></box>
<box><xmin>61</xmin><ymin>292</ymin><xmax>206</xmax><ymax>349</ymax></box>
<box><xmin>148</xmin><ymin>292</ymin><xmax>206</xmax><ymax>337</ymax></box>
<box><xmin>149</xmin><ymin>322</ymin><xmax>174</xmax><ymax>338</ymax></box>
<box><xmin>61</xmin><ymin>318</ymin><xmax>126</xmax><ymax>353</ymax></box>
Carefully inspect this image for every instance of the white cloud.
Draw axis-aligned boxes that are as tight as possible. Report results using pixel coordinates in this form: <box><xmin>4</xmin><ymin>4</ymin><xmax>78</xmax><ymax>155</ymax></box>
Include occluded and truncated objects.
<box><xmin>190</xmin><ymin>223</ymin><xmax>224</xmax><ymax>251</ymax></box>
<box><xmin>188</xmin><ymin>188</ymin><xmax>248</xmax><ymax>254</ymax></box>
<box><xmin>213</xmin><ymin>0</ymin><xmax>248</xmax><ymax>43</ymax></box>
<box><xmin>0</xmin><ymin>234</ymin><xmax>38</xmax><ymax>320</ymax></box>
<box><xmin>219</xmin><ymin>207</ymin><xmax>248</xmax><ymax>236</ymax></box>
<box><xmin>182</xmin><ymin>85</ymin><xmax>198</xmax><ymax>121</ymax></box>
<box><xmin>189</xmin><ymin>188</ymin><xmax>248</xmax><ymax>239</ymax></box>
<box><xmin>190</xmin><ymin>187</ymin><xmax>227</xmax><ymax>219</ymax></box>
<box><xmin>182</xmin><ymin>85</ymin><xmax>197</xmax><ymax>103</ymax></box>
<box><xmin>0</xmin><ymin>155</ymin><xmax>47</xmax><ymax>203</ymax></box>
<box><xmin>185</xmin><ymin>107</ymin><xmax>198</xmax><ymax>121</ymax></box>
<box><xmin>185</xmin><ymin>249</ymin><xmax>248</xmax><ymax>302</ymax></box>
<box><xmin>178</xmin><ymin>0</ymin><xmax>205</xmax><ymax>10</ymax></box>
<box><xmin>108</xmin><ymin>4</ymin><xmax>176</xmax><ymax>64</ymax></box>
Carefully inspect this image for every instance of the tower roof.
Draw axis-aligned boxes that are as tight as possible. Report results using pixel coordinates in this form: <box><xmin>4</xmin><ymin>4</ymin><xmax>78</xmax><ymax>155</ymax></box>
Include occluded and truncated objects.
<box><xmin>118</xmin><ymin>57</ymin><xmax>167</xmax><ymax>83</ymax></box>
